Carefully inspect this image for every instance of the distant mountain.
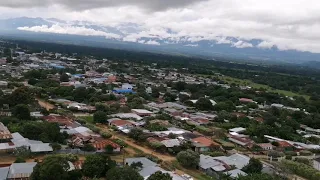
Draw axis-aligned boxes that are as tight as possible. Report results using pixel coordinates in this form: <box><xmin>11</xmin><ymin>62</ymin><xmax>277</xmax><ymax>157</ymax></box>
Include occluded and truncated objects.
<box><xmin>0</xmin><ymin>17</ymin><xmax>320</xmax><ymax>65</ymax></box>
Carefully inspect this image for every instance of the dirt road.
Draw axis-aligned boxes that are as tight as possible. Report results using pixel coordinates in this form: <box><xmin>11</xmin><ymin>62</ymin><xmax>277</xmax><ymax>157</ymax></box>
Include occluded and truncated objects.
<box><xmin>97</xmin><ymin>124</ymin><xmax>175</xmax><ymax>162</ymax></box>
<box><xmin>36</xmin><ymin>98</ymin><xmax>55</xmax><ymax>111</ymax></box>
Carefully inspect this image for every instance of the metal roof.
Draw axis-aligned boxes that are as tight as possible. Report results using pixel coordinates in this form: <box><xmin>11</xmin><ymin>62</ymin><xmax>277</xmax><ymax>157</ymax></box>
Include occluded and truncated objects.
<box><xmin>0</xmin><ymin>167</ymin><xmax>9</xmax><ymax>180</ymax></box>
<box><xmin>7</xmin><ymin>162</ymin><xmax>37</xmax><ymax>179</ymax></box>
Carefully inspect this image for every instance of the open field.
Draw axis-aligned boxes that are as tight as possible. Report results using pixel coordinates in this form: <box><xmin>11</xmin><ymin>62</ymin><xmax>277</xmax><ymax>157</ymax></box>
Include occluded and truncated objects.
<box><xmin>217</xmin><ymin>75</ymin><xmax>310</xmax><ymax>100</ymax></box>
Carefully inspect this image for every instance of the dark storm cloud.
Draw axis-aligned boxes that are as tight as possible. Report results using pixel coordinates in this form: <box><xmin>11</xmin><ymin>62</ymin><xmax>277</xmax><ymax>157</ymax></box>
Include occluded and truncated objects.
<box><xmin>0</xmin><ymin>0</ymin><xmax>208</xmax><ymax>11</ymax></box>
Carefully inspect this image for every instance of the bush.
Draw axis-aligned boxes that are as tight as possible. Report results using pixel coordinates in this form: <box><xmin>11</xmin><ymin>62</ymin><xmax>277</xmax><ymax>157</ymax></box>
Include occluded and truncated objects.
<box><xmin>176</xmin><ymin>150</ymin><xmax>200</xmax><ymax>168</ymax></box>
<box><xmin>101</xmin><ymin>132</ymin><xmax>112</xmax><ymax>139</ymax></box>
<box><xmin>295</xmin><ymin>157</ymin><xmax>311</xmax><ymax>166</ymax></box>
<box><xmin>112</xmin><ymin>139</ymin><xmax>127</xmax><ymax>147</ymax></box>
<box><xmin>285</xmin><ymin>151</ymin><xmax>297</xmax><ymax>156</ymax></box>
<box><xmin>281</xmin><ymin>160</ymin><xmax>320</xmax><ymax>180</ymax></box>
<box><xmin>14</xmin><ymin>156</ymin><xmax>26</xmax><ymax>163</ymax></box>
<box><xmin>285</xmin><ymin>155</ymin><xmax>292</xmax><ymax>160</ymax></box>
<box><xmin>299</xmin><ymin>150</ymin><xmax>313</xmax><ymax>156</ymax></box>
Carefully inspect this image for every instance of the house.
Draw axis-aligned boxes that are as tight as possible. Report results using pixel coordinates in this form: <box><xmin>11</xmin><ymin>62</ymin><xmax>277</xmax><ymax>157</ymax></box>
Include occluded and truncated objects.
<box><xmin>90</xmin><ymin>138</ymin><xmax>121</xmax><ymax>153</ymax></box>
<box><xmin>10</xmin><ymin>132</ymin><xmax>53</xmax><ymax>153</ymax></box>
<box><xmin>112</xmin><ymin>89</ymin><xmax>134</xmax><ymax>94</ymax></box>
<box><xmin>190</xmin><ymin>99</ymin><xmax>217</xmax><ymax>106</ymax></box>
<box><xmin>199</xmin><ymin>154</ymin><xmax>227</xmax><ymax>177</ymax></box>
<box><xmin>109</xmin><ymin>119</ymin><xmax>135</xmax><ymax>128</ymax></box>
<box><xmin>257</xmin><ymin>143</ymin><xmax>273</xmax><ymax>151</ymax></box>
<box><xmin>125</xmin><ymin>157</ymin><xmax>186</xmax><ymax>180</ymax></box>
<box><xmin>229</xmin><ymin>127</ymin><xmax>246</xmax><ymax>134</ymax></box>
<box><xmin>0</xmin><ymin>122</ymin><xmax>12</xmax><ymax>142</ymax></box>
<box><xmin>110</xmin><ymin>113</ymin><xmax>143</xmax><ymax>121</ymax></box>
<box><xmin>276</xmin><ymin>141</ymin><xmax>294</xmax><ymax>151</ymax></box>
<box><xmin>131</xmin><ymin>109</ymin><xmax>153</xmax><ymax>116</ymax></box>
<box><xmin>239</xmin><ymin>98</ymin><xmax>255</xmax><ymax>103</ymax></box>
<box><xmin>122</xmin><ymin>83</ymin><xmax>133</xmax><ymax>90</ymax></box>
<box><xmin>146</xmin><ymin>87</ymin><xmax>152</xmax><ymax>94</ymax></box>
<box><xmin>0</xmin><ymin>81</ymin><xmax>8</xmax><ymax>87</ymax></box>
<box><xmin>213</xmin><ymin>153</ymin><xmax>250</xmax><ymax>169</ymax></box>
<box><xmin>191</xmin><ymin>137</ymin><xmax>220</xmax><ymax>152</ymax></box>
<box><xmin>161</xmin><ymin>139</ymin><xmax>181</xmax><ymax>148</ymax></box>
<box><xmin>0</xmin><ymin>162</ymin><xmax>38</xmax><ymax>180</ymax></box>
<box><xmin>228</xmin><ymin>135</ymin><xmax>254</xmax><ymax>147</ymax></box>
<box><xmin>224</xmin><ymin>169</ymin><xmax>247</xmax><ymax>179</ymax></box>
<box><xmin>271</xmin><ymin>104</ymin><xmax>284</xmax><ymax>109</ymax></box>
<box><xmin>313</xmin><ymin>157</ymin><xmax>320</xmax><ymax>171</ymax></box>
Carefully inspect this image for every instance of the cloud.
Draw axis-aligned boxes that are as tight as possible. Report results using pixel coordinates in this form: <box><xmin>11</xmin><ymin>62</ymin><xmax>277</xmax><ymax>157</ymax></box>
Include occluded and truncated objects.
<box><xmin>257</xmin><ymin>41</ymin><xmax>275</xmax><ymax>49</ymax></box>
<box><xmin>0</xmin><ymin>0</ymin><xmax>206</xmax><ymax>11</ymax></box>
<box><xmin>2</xmin><ymin>0</ymin><xmax>320</xmax><ymax>53</ymax></box>
<box><xmin>232</xmin><ymin>41</ymin><xmax>253</xmax><ymax>48</ymax></box>
<box><xmin>139</xmin><ymin>40</ymin><xmax>160</xmax><ymax>45</ymax></box>
<box><xmin>17</xmin><ymin>25</ymin><xmax>121</xmax><ymax>39</ymax></box>
<box><xmin>184</xmin><ymin>44</ymin><xmax>199</xmax><ymax>47</ymax></box>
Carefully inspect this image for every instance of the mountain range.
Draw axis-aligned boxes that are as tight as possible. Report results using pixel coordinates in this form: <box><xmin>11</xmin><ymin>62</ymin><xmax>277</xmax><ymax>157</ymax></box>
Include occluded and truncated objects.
<box><xmin>0</xmin><ymin>17</ymin><xmax>320</xmax><ymax>66</ymax></box>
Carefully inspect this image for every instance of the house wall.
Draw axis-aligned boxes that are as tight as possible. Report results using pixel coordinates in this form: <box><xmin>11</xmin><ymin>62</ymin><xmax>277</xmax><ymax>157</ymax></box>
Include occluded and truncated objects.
<box><xmin>313</xmin><ymin>160</ymin><xmax>320</xmax><ymax>171</ymax></box>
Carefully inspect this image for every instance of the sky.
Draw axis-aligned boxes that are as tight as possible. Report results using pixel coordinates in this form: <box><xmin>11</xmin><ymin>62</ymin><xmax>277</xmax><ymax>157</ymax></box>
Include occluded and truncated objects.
<box><xmin>1</xmin><ymin>0</ymin><xmax>320</xmax><ymax>53</ymax></box>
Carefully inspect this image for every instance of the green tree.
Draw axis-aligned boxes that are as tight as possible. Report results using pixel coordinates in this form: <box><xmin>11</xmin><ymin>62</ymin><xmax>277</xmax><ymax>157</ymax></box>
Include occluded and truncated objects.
<box><xmin>60</xmin><ymin>73</ymin><xmax>70</xmax><ymax>82</ymax></box>
<box><xmin>128</xmin><ymin>128</ymin><xmax>147</xmax><ymax>142</ymax></box>
<box><xmin>130</xmin><ymin>162</ymin><xmax>143</xmax><ymax>171</ymax></box>
<box><xmin>242</xmin><ymin>158</ymin><xmax>263</xmax><ymax>174</ymax></box>
<box><xmin>176</xmin><ymin>150</ymin><xmax>200</xmax><ymax>168</ymax></box>
<box><xmin>28</xmin><ymin>78</ymin><xmax>39</xmax><ymax>85</ymax></box>
<box><xmin>106</xmin><ymin>167</ymin><xmax>143</xmax><ymax>180</ymax></box>
<box><xmin>40</xmin><ymin>108</ymin><xmax>50</xmax><ymax>116</ymax></box>
<box><xmin>30</xmin><ymin>155</ymin><xmax>70</xmax><ymax>180</ymax></box>
<box><xmin>93</xmin><ymin>111</ymin><xmax>107</xmax><ymax>123</ymax></box>
<box><xmin>12</xmin><ymin>104</ymin><xmax>31</xmax><ymax>120</ymax></box>
<box><xmin>14</xmin><ymin>156</ymin><xmax>26</xmax><ymax>163</ymax></box>
<box><xmin>238</xmin><ymin>173</ymin><xmax>281</xmax><ymax>180</ymax></box>
<box><xmin>82</xmin><ymin>154</ymin><xmax>116</xmax><ymax>178</ymax></box>
<box><xmin>195</xmin><ymin>98</ymin><xmax>213</xmax><ymax>110</ymax></box>
<box><xmin>105</xmin><ymin>144</ymin><xmax>114</xmax><ymax>154</ymax></box>
<box><xmin>147</xmin><ymin>171</ymin><xmax>172</xmax><ymax>180</ymax></box>
<box><xmin>9</xmin><ymin>87</ymin><xmax>33</xmax><ymax>106</ymax></box>
<box><xmin>82</xmin><ymin>144</ymin><xmax>96</xmax><ymax>152</ymax></box>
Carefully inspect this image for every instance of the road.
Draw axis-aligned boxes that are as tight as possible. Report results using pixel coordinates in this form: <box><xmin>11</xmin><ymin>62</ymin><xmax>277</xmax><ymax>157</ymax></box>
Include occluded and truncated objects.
<box><xmin>36</xmin><ymin>98</ymin><xmax>56</xmax><ymax>111</ymax></box>
<box><xmin>97</xmin><ymin>124</ymin><xmax>175</xmax><ymax>162</ymax></box>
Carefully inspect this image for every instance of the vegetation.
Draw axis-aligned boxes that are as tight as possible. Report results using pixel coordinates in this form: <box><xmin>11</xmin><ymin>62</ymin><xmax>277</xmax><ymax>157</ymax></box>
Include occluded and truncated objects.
<box><xmin>176</xmin><ymin>150</ymin><xmax>200</xmax><ymax>168</ymax></box>
<box><xmin>82</xmin><ymin>154</ymin><xmax>116</xmax><ymax>178</ymax></box>
<box><xmin>106</xmin><ymin>167</ymin><xmax>144</xmax><ymax>180</ymax></box>
<box><xmin>147</xmin><ymin>171</ymin><xmax>173</xmax><ymax>180</ymax></box>
<box><xmin>281</xmin><ymin>160</ymin><xmax>320</xmax><ymax>180</ymax></box>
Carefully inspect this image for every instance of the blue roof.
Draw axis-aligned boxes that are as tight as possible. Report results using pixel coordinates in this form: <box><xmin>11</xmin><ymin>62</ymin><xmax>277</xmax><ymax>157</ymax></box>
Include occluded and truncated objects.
<box><xmin>49</xmin><ymin>63</ymin><xmax>65</xmax><ymax>69</ymax></box>
<box><xmin>112</xmin><ymin>89</ymin><xmax>135</xmax><ymax>94</ymax></box>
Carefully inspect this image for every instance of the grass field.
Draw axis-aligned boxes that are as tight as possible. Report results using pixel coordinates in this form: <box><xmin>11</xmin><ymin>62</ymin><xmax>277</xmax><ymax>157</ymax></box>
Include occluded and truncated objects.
<box><xmin>218</xmin><ymin>75</ymin><xmax>310</xmax><ymax>100</ymax></box>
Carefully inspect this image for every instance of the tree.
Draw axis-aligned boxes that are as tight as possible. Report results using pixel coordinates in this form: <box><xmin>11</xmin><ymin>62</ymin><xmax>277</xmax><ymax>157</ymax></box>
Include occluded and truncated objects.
<box><xmin>242</xmin><ymin>158</ymin><xmax>263</xmax><ymax>174</ymax></box>
<box><xmin>50</xmin><ymin>143</ymin><xmax>62</xmax><ymax>151</ymax></box>
<box><xmin>106</xmin><ymin>167</ymin><xmax>143</xmax><ymax>180</ymax></box>
<box><xmin>130</xmin><ymin>162</ymin><xmax>143</xmax><ymax>171</ymax></box>
<box><xmin>28</xmin><ymin>78</ymin><xmax>39</xmax><ymax>85</ymax></box>
<box><xmin>30</xmin><ymin>155</ymin><xmax>70</xmax><ymax>180</ymax></box>
<box><xmin>12</xmin><ymin>104</ymin><xmax>31</xmax><ymax>120</ymax></box>
<box><xmin>14</xmin><ymin>156</ymin><xmax>26</xmax><ymax>163</ymax></box>
<box><xmin>176</xmin><ymin>150</ymin><xmax>200</xmax><ymax>168</ymax></box>
<box><xmin>195</xmin><ymin>98</ymin><xmax>213</xmax><ymax>111</ymax></box>
<box><xmin>104</xmin><ymin>144</ymin><xmax>114</xmax><ymax>154</ymax></box>
<box><xmin>60</xmin><ymin>73</ymin><xmax>70</xmax><ymax>82</ymax></box>
<box><xmin>40</xmin><ymin>108</ymin><xmax>50</xmax><ymax>116</ymax></box>
<box><xmin>9</xmin><ymin>87</ymin><xmax>33</xmax><ymax>106</ymax></box>
<box><xmin>82</xmin><ymin>144</ymin><xmax>96</xmax><ymax>152</ymax></box>
<box><xmin>93</xmin><ymin>111</ymin><xmax>107</xmax><ymax>123</ymax></box>
<box><xmin>147</xmin><ymin>171</ymin><xmax>172</xmax><ymax>180</ymax></box>
<box><xmin>128</xmin><ymin>128</ymin><xmax>147</xmax><ymax>142</ymax></box>
<box><xmin>82</xmin><ymin>154</ymin><xmax>116</xmax><ymax>178</ymax></box>
<box><xmin>238</xmin><ymin>173</ymin><xmax>281</xmax><ymax>180</ymax></box>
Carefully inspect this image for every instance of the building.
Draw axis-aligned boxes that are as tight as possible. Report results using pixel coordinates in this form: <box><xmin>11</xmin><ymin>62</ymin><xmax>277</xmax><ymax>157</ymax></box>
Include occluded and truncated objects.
<box><xmin>0</xmin><ymin>81</ymin><xmax>8</xmax><ymax>87</ymax></box>
<box><xmin>239</xmin><ymin>98</ymin><xmax>255</xmax><ymax>103</ymax></box>
<box><xmin>313</xmin><ymin>157</ymin><xmax>320</xmax><ymax>171</ymax></box>
<box><xmin>0</xmin><ymin>122</ymin><xmax>12</xmax><ymax>142</ymax></box>
<box><xmin>125</xmin><ymin>157</ymin><xmax>186</xmax><ymax>180</ymax></box>
<box><xmin>224</xmin><ymin>169</ymin><xmax>247</xmax><ymax>179</ymax></box>
<box><xmin>131</xmin><ymin>109</ymin><xmax>153</xmax><ymax>116</ymax></box>
<box><xmin>191</xmin><ymin>137</ymin><xmax>220</xmax><ymax>152</ymax></box>
<box><xmin>0</xmin><ymin>162</ymin><xmax>37</xmax><ymax>180</ymax></box>
<box><xmin>213</xmin><ymin>153</ymin><xmax>250</xmax><ymax>169</ymax></box>
<box><xmin>161</xmin><ymin>139</ymin><xmax>181</xmax><ymax>148</ymax></box>
<box><xmin>228</xmin><ymin>135</ymin><xmax>254</xmax><ymax>147</ymax></box>
<box><xmin>110</xmin><ymin>113</ymin><xmax>143</xmax><ymax>121</ymax></box>
<box><xmin>257</xmin><ymin>143</ymin><xmax>273</xmax><ymax>151</ymax></box>
<box><xmin>122</xmin><ymin>83</ymin><xmax>133</xmax><ymax>90</ymax></box>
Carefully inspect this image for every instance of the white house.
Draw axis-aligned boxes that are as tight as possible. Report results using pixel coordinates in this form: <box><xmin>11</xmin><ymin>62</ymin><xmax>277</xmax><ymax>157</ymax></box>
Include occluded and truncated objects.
<box><xmin>122</xmin><ymin>83</ymin><xmax>133</xmax><ymax>90</ymax></box>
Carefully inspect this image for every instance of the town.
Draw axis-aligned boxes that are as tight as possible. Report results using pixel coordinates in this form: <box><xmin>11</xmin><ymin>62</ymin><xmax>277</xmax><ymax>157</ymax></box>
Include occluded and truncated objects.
<box><xmin>0</xmin><ymin>40</ymin><xmax>320</xmax><ymax>180</ymax></box>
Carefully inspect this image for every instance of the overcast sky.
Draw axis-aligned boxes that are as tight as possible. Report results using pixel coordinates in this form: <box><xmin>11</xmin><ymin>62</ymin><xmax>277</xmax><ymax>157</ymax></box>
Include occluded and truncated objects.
<box><xmin>1</xmin><ymin>0</ymin><xmax>320</xmax><ymax>53</ymax></box>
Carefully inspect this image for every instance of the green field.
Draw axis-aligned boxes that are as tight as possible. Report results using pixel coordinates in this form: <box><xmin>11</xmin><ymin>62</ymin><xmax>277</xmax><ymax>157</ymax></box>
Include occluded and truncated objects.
<box><xmin>218</xmin><ymin>75</ymin><xmax>310</xmax><ymax>100</ymax></box>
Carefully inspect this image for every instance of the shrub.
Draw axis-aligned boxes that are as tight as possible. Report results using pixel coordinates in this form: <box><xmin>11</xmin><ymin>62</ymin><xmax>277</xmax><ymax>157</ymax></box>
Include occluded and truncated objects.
<box><xmin>101</xmin><ymin>132</ymin><xmax>112</xmax><ymax>139</ymax></box>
